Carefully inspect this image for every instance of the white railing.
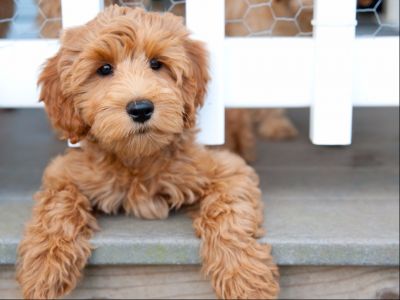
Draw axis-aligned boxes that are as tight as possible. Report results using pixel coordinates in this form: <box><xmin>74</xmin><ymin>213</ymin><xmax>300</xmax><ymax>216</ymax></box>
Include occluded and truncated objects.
<box><xmin>0</xmin><ymin>0</ymin><xmax>398</xmax><ymax>145</ymax></box>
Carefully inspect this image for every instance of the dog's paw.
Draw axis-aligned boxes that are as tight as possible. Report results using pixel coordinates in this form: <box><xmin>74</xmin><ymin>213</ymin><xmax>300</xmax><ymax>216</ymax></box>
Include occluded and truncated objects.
<box><xmin>17</xmin><ymin>231</ymin><xmax>90</xmax><ymax>299</ymax></box>
<box><xmin>220</xmin><ymin>260</ymin><xmax>280</xmax><ymax>299</ymax></box>
<box><xmin>17</xmin><ymin>243</ymin><xmax>86</xmax><ymax>299</ymax></box>
<box><xmin>258</xmin><ymin>117</ymin><xmax>298</xmax><ymax>140</ymax></box>
<box><xmin>17</xmin><ymin>261</ymin><xmax>69</xmax><ymax>299</ymax></box>
<box><xmin>211</xmin><ymin>243</ymin><xmax>280</xmax><ymax>300</ymax></box>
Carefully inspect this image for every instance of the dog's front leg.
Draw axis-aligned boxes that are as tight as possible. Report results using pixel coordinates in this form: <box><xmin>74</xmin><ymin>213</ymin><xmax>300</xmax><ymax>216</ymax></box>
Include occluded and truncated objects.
<box><xmin>193</xmin><ymin>151</ymin><xmax>279</xmax><ymax>299</ymax></box>
<box><xmin>257</xmin><ymin>109</ymin><xmax>298</xmax><ymax>140</ymax></box>
<box><xmin>17</xmin><ymin>183</ymin><xmax>98</xmax><ymax>299</ymax></box>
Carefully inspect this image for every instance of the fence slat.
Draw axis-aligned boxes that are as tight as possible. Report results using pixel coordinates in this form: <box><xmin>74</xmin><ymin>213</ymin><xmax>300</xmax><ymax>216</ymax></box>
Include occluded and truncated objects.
<box><xmin>1</xmin><ymin>37</ymin><xmax>398</xmax><ymax>108</ymax></box>
<box><xmin>310</xmin><ymin>0</ymin><xmax>357</xmax><ymax>145</ymax></box>
<box><xmin>186</xmin><ymin>0</ymin><xmax>225</xmax><ymax>145</ymax></box>
<box><xmin>1</xmin><ymin>1</ymin><xmax>398</xmax><ymax>145</ymax></box>
<box><xmin>61</xmin><ymin>0</ymin><xmax>103</xmax><ymax>28</ymax></box>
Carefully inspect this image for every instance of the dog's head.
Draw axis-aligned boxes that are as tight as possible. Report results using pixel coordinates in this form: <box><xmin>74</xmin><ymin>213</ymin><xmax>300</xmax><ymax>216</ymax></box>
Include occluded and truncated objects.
<box><xmin>39</xmin><ymin>5</ymin><xmax>209</xmax><ymax>157</ymax></box>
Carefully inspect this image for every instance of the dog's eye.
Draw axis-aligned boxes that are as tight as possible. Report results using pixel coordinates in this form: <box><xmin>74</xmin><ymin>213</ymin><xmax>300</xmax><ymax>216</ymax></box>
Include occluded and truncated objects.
<box><xmin>97</xmin><ymin>64</ymin><xmax>113</xmax><ymax>76</ymax></box>
<box><xmin>150</xmin><ymin>59</ymin><xmax>162</xmax><ymax>71</ymax></box>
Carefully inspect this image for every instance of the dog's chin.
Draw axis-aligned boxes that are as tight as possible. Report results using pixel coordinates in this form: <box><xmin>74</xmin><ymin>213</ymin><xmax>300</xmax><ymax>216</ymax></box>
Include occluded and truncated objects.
<box><xmin>90</xmin><ymin>112</ymin><xmax>184</xmax><ymax>161</ymax></box>
<box><xmin>93</xmin><ymin>127</ymin><xmax>178</xmax><ymax>161</ymax></box>
<box><xmin>137</xmin><ymin>127</ymin><xmax>149</xmax><ymax>135</ymax></box>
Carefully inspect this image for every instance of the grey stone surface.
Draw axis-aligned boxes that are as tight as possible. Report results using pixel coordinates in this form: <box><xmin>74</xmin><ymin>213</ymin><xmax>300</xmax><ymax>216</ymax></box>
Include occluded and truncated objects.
<box><xmin>0</xmin><ymin>108</ymin><xmax>399</xmax><ymax>266</ymax></box>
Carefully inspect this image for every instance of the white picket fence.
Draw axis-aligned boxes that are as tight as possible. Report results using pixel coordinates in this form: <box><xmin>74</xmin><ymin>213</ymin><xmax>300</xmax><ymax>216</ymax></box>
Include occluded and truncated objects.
<box><xmin>0</xmin><ymin>0</ymin><xmax>398</xmax><ymax>145</ymax></box>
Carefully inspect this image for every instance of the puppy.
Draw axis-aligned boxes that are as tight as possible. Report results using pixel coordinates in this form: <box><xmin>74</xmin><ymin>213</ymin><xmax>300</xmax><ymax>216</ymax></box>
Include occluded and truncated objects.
<box><xmin>35</xmin><ymin>0</ymin><xmax>299</xmax><ymax>162</ymax></box>
<box><xmin>17</xmin><ymin>5</ymin><xmax>279</xmax><ymax>299</ymax></box>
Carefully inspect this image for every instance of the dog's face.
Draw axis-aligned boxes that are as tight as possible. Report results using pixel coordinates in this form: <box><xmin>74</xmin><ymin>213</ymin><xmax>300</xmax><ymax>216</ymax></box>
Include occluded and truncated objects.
<box><xmin>39</xmin><ymin>6</ymin><xmax>209</xmax><ymax>157</ymax></box>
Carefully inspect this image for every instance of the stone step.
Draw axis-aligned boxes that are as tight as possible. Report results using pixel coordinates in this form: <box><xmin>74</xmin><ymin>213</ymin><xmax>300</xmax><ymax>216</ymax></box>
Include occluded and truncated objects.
<box><xmin>0</xmin><ymin>108</ymin><xmax>398</xmax><ymax>266</ymax></box>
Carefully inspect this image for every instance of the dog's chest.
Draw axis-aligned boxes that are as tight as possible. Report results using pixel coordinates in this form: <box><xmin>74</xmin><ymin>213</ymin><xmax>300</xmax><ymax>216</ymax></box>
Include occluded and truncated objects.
<box><xmin>77</xmin><ymin>157</ymin><xmax>206</xmax><ymax>219</ymax></box>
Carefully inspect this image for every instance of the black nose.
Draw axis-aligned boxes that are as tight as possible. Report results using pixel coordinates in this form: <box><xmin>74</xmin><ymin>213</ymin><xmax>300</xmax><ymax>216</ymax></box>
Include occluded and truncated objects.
<box><xmin>126</xmin><ymin>100</ymin><xmax>154</xmax><ymax>123</ymax></box>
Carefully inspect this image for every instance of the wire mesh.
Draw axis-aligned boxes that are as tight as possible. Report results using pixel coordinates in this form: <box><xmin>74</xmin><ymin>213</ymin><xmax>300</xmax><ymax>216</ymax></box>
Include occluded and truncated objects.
<box><xmin>225</xmin><ymin>0</ymin><xmax>313</xmax><ymax>37</ymax></box>
<box><xmin>356</xmin><ymin>0</ymin><xmax>399</xmax><ymax>36</ymax></box>
<box><xmin>0</xmin><ymin>0</ymin><xmax>398</xmax><ymax>38</ymax></box>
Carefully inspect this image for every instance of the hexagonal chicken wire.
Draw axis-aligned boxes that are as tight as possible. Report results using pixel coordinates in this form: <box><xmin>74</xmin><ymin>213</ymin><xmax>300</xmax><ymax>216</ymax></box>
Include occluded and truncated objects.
<box><xmin>37</xmin><ymin>0</ymin><xmax>62</xmax><ymax>38</ymax></box>
<box><xmin>116</xmin><ymin>0</ymin><xmax>185</xmax><ymax>16</ymax></box>
<box><xmin>0</xmin><ymin>0</ymin><xmax>17</xmax><ymax>38</ymax></box>
<box><xmin>356</xmin><ymin>0</ymin><xmax>400</xmax><ymax>36</ymax></box>
<box><xmin>225</xmin><ymin>0</ymin><xmax>314</xmax><ymax>37</ymax></box>
<box><xmin>0</xmin><ymin>0</ymin><xmax>398</xmax><ymax>39</ymax></box>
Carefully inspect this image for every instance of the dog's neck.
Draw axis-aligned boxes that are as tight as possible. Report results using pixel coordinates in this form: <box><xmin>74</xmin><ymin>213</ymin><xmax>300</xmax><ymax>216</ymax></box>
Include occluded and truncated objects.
<box><xmin>79</xmin><ymin>129</ymin><xmax>198</xmax><ymax>169</ymax></box>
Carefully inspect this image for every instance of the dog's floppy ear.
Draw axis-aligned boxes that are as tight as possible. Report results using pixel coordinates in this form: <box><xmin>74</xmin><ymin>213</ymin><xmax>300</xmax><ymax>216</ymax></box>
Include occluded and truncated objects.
<box><xmin>38</xmin><ymin>50</ymin><xmax>88</xmax><ymax>143</ymax></box>
<box><xmin>182</xmin><ymin>39</ymin><xmax>210</xmax><ymax>128</ymax></box>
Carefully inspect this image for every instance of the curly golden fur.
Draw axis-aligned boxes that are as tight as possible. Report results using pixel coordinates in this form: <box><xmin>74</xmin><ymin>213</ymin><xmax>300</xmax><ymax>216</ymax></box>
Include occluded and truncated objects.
<box><xmin>34</xmin><ymin>0</ymin><xmax>298</xmax><ymax>162</ymax></box>
<box><xmin>16</xmin><ymin>6</ymin><xmax>279</xmax><ymax>299</ymax></box>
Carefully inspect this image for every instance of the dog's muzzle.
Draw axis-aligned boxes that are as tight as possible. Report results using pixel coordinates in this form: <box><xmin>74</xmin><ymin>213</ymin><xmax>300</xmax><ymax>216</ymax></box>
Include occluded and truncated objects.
<box><xmin>126</xmin><ymin>100</ymin><xmax>154</xmax><ymax>123</ymax></box>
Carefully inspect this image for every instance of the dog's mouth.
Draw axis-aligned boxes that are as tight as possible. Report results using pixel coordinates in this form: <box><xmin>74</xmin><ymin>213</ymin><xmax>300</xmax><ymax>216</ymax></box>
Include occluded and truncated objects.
<box><xmin>136</xmin><ymin>126</ymin><xmax>150</xmax><ymax>135</ymax></box>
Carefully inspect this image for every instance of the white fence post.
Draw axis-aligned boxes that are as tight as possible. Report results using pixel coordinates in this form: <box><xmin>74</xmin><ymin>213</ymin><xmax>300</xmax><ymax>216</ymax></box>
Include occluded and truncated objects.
<box><xmin>186</xmin><ymin>0</ymin><xmax>225</xmax><ymax>145</ymax></box>
<box><xmin>310</xmin><ymin>0</ymin><xmax>357</xmax><ymax>145</ymax></box>
<box><xmin>1</xmin><ymin>0</ymin><xmax>398</xmax><ymax>145</ymax></box>
<box><xmin>61</xmin><ymin>0</ymin><xmax>103</xmax><ymax>28</ymax></box>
